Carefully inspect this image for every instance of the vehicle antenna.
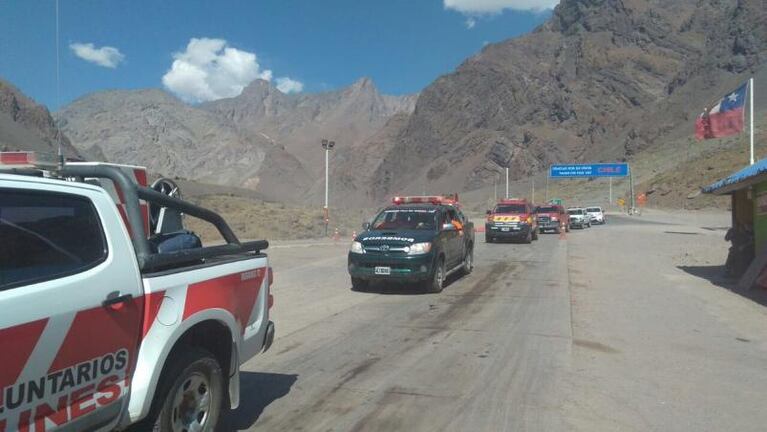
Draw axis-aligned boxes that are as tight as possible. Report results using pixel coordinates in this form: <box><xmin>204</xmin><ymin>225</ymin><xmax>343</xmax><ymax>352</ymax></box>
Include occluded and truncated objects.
<box><xmin>55</xmin><ymin>0</ymin><xmax>64</xmax><ymax>169</ymax></box>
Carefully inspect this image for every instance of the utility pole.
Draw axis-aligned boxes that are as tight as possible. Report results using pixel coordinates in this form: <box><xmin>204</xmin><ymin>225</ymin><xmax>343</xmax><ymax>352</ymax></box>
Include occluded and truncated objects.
<box><xmin>629</xmin><ymin>165</ymin><xmax>635</xmax><ymax>215</ymax></box>
<box><xmin>505</xmin><ymin>167</ymin><xmax>509</xmax><ymax>199</ymax></box>
<box><xmin>545</xmin><ymin>174</ymin><xmax>549</xmax><ymax>202</ymax></box>
<box><xmin>321</xmin><ymin>139</ymin><xmax>335</xmax><ymax>236</ymax></box>
<box><xmin>749</xmin><ymin>77</ymin><xmax>755</xmax><ymax>165</ymax></box>
<box><xmin>531</xmin><ymin>178</ymin><xmax>535</xmax><ymax>202</ymax></box>
<box><xmin>609</xmin><ymin>177</ymin><xmax>612</xmax><ymax>206</ymax></box>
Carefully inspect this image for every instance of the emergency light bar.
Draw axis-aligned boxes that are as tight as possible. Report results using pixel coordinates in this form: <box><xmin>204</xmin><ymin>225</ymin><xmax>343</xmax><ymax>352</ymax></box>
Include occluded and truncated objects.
<box><xmin>392</xmin><ymin>195</ymin><xmax>460</xmax><ymax>206</ymax></box>
<box><xmin>0</xmin><ymin>151</ymin><xmax>57</xmax><ymax>169</ymax></box>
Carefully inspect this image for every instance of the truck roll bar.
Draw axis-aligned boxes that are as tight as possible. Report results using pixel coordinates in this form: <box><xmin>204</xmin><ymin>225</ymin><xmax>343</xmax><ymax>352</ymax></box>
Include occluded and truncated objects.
<box><xmin>59</xmin><ymin>165</ymin><xmax>268</xmax><ymax>272</ymax></box>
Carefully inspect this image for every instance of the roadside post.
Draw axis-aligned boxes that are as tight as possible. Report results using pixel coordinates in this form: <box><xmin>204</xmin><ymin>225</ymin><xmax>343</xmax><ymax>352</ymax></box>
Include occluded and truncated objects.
<box><xmin>629</xmin><ymin>165</ymin><xmax>635</xmax><ymax>215</ymax></box>
<box><xmin>321</xmin><ymin>139</ymin><xmax>335</xmax><ymax>236</ymax></box>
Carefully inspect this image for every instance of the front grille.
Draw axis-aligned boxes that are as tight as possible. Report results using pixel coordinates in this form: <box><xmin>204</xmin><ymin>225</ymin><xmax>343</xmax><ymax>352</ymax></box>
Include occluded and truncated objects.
<box><xmin>363</xmin><ymin>245</ymin><xmax>409</xmax><ymax>255</ymax></box>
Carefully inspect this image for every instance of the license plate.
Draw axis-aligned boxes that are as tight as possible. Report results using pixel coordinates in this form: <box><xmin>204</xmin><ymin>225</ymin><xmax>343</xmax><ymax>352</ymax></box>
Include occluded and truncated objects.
<box><xmin>375</xmin><ymin>266</ymin><xmax>391</xmax><ymax>275</ymax></box>
<box><xmin>501</xmin><ymin>227</ymin><xmax>510</xmax><ymax>232</ymax></box>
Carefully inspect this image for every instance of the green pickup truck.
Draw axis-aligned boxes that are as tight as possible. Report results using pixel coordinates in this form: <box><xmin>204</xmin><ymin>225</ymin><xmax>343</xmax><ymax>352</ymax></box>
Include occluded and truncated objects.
<box><xmin>348</xmin><ymin>196</ymin><xmax>475</xmax><ymax>293</ymax></box>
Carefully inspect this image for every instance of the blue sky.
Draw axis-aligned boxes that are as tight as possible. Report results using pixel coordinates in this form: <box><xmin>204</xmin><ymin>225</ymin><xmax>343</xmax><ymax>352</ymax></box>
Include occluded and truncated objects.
<box><xmin>0</xmin><ymin>0</ymin><xmax>554</xmax><ymax>110</ymax></box>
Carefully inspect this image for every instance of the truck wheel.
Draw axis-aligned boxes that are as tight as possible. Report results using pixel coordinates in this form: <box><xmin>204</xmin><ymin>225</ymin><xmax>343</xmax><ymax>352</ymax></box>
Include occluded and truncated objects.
<box><xmin>524</xmin><ymin>230</ymin><xmax>532</xmax><ymax>244</ymax></box>
<box><xmin>351</xmin><ymin>277</ymin><xmax>369</xmax><ymax>291</ymax></box>
<box><xmin>426</xmin><ymin>258</ymin><xmax>445</xmax><ymax>293</ymax></box>
<box><xmin>532</xmin><ymin>228</ymin><xmax>539</xmax><ymax>241</ymax></box>
<box><xmin>462</xmin><ymin>246</ymin><xmax>474</xmax><ymax>275</ymax></box>
<box><xmin>149</xmin><ymin>348</ymin><xmax>225</xmax><ymax>432</ymax></box>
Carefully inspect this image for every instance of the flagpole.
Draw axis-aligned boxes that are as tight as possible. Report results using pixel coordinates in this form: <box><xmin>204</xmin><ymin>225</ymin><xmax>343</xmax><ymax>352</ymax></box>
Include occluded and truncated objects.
<box><xmin>750</xmin><ymin>77</ymin><xmax>755</xmax><ymax>165</ymax></box>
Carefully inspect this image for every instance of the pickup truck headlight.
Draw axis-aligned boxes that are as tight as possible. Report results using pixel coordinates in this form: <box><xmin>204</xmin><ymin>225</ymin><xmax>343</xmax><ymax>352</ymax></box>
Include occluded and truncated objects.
<box><xmin>405</xmin><ymin>242</ymin><xmax>432</xmax><ymax>255</ymax></box>
<box><xmin>350</xmin><ymin>241</ymin><xmax>365</xmax><ymax>254</ymax></box>
<box><xmin>551</xmin><ymin>216</ymin><xmax>558</xmax><ymax>221</ymax></box>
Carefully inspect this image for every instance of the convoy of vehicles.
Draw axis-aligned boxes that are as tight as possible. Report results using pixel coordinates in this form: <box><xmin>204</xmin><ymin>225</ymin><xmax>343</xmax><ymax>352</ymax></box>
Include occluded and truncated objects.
<box><xmin>535</xmin><ymin>204</ymin><xmax>570</xmax><ymax>234</ymax></box>
<box><xmin>0</xmin><ymin>152</ymin><xmax>274</xmax><ymax>432</ymax></box>
<box><xmin>485</xmin><ymin>199</ymin><xmax>539</xmax><ymax>244</ymax></box>
<box><xmin>347</xmin><ymin>196</ymin><xmax>474</xmax><ymax>293</ymax></box>
<box><xmin>0</xmin><ymin>151</ymin><xmax>613</xmax><ymax>432</ymax></box>
<box><xmin>567</xmin><ymin>207</ymin><xmax>591</xmax><ymax>229</ymax></box>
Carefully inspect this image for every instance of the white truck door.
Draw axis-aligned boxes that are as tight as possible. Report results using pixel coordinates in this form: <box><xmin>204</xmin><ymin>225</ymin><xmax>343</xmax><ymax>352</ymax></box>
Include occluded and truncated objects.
<box><xmin>0</xmin><ymin>181</ymin><xmax>144</xmax><ymax>432</ymax></box>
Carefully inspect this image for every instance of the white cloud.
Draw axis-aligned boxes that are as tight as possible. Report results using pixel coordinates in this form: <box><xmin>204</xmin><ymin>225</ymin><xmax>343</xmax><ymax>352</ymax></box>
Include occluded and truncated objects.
<box><xmin>445</xmin><ymin>0</ymin><xmax>559</xmax><ymax>14</ymax></box>
<box><xmin>465</xmin><ymin>17</ymin><xmax>477</xmax><ymax>29</ymax></box>
<box><xmin>275</xmin><ymin>77</ymin><xmax>304</xmax><ymax>94</ymax></box>
<box><xmin>162</xmin><ymin>37</ymin><xmax>302</xmax><ymax>103</ymax></box>
<box><xmin>69</xmin><ymin>43</ymin><xmax>125</xmax><ymax>68</ymax></box>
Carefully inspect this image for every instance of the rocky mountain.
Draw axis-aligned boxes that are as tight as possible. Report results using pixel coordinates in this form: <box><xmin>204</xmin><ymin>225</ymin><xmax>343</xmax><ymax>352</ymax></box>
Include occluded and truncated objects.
<box><xmin>57</xmin><ymin>89</ymin><xmax>312</xmax><ymax>201</ymax></box>
<box><xmin>201</xmin><ymin>77</ymin><xmax>416</xmax><ymax>178</ymax></box>
<box><xmin>335</xmin><ymin>0</ymin><xmax>766</xmax><ymax>203</ymax></box>
<box><xmin>58</xmin><ymin>78</ymin><xmax>415</xmax><ymax>203</ymax></box>
<box><xmin>0</xmin><ymin>79</ymin><xmax>80</xmax><ymax>158</ymax></box>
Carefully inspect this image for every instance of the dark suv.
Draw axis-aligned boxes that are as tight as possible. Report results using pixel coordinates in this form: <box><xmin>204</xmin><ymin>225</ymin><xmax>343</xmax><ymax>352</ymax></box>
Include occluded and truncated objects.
<box><xmin>348</xmin><ymin>196</ymin><xmax>475</xmax><ymax>293</ymax></box>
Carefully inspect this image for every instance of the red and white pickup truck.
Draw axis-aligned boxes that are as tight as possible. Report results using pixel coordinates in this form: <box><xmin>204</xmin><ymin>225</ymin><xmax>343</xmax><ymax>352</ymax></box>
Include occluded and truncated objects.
<box><xmin>0</xmin><ymin>153</ymin><xmax>274</xmax><ymax>432</ymax></box>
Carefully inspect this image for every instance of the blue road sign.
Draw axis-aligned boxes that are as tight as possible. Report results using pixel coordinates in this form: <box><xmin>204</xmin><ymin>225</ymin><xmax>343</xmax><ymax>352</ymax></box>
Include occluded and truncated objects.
<box><xmin>549</xmin><ymin>163</ymin><xmax>629</xmax><ymax>178</ymax></box>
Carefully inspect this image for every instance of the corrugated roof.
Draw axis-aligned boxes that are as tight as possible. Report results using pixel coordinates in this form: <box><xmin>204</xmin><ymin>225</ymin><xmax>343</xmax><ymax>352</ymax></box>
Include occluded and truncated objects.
<box><xmin>703</xmin><ymin>158</ymin><xmax>767</xmax><ymax>194</ymax></box>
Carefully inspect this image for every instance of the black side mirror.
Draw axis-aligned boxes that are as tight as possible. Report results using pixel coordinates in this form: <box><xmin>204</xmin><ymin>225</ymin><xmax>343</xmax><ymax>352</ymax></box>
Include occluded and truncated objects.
<box><xmin>486</xmin><ymin>210</ymin><xmax>492</xmax><ymax>215</ymax></box>
<box><xmin>362</xmin><ymin>222</ymin><xmax>371</xmax><ymax>231</ymax></box>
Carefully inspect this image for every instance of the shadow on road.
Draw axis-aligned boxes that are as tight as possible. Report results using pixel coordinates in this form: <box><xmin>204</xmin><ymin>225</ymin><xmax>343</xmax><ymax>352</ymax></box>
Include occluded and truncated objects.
<box><xmin>356</xmin><ymin>272</ymin><xmax>468</xmax><ymax>295</ymax></box>
<box><xmin>678</xmin><ymin>264</ymin><xmax>767</xmax><ymax>307</ymax></box>
<box><xmin>222</xmin><ymin>372</ymin><xmax>298</xmax><ymax>430</ymax></box>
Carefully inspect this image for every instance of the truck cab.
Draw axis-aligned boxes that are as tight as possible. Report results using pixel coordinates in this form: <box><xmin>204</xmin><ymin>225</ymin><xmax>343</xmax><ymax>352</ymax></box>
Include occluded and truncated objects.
<box><xmin>485</xmin><ymin>199</ymin><xmax>539</xmax><ymax>243</ymax></box>
<box><xmin>0</xmin><ymin>152</ymin><xmax>274</xmax><ymax>432</ymax></box>
<box><xmin>536</xmin><ymin>204</ymin><xmax>570</xmax><ymax>234</ymax></box>
<box><xmin>347</xmin><ymin>196</ymin><xmax>474</xmax><ymax>293</ymax></box>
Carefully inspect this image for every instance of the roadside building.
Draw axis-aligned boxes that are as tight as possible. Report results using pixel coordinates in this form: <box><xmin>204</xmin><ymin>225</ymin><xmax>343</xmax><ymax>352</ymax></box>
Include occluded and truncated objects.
<box><xmin>703</xmin><ymin>158</ymin><xmax>767</xmax><ymax>288</ymax></box>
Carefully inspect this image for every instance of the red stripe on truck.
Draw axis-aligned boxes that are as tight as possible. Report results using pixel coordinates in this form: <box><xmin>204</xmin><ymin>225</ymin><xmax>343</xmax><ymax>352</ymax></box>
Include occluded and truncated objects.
<box><xmin>0</xmin><ymin>319</ymin><xmax>48</xmax><ymax>388</ymax></box>
<box><xmin>142</xmin><ymin>291</ymin><xmax>165</xmax><ymax>338</ymax></box>
<box><xmin>183</xmin><ymin>270</ymin><xmax>266</xmax><ymax>334</ymax></box>
<box><xmin>48</xmin><ymin>299</ymin><xmax>142</xmax><ymax>373</ymax></box>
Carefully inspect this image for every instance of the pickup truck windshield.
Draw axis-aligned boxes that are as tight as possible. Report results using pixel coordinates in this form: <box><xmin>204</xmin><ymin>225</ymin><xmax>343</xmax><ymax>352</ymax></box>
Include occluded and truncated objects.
<box><xmin>495</xmin><ymin>204</ymin><xmax>526</xmax><ymax>213</ymax></box>
<box><xmin>586</xmin><ymin>207</ymin><xmax>601</xmax><ymax>212</ymax></box>
<box><xmin>372</xmin><ymin>208</ymin><xmax>437</xmax><ymax>230</ymax></box>
<box><xmin>537</xmin><ymin>206</ymin><xmax>558</xmax><ymax>213</ymax></box>
<box><xmin>568</xmin><ymin>209</ymin><xmax>584</xmax><ymax>215</ymax></box>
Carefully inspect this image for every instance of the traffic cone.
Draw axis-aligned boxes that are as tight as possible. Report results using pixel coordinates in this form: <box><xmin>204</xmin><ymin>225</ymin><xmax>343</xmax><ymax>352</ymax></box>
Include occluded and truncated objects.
<box><xmin>559</xmin><ymin>225</ymin><xmax>567</xmax><ymax>240</ymax></box>
<box><xmin>333</xmin><ymin>228</ymin><xmax>341</xmax><ymax>242</ymax></box>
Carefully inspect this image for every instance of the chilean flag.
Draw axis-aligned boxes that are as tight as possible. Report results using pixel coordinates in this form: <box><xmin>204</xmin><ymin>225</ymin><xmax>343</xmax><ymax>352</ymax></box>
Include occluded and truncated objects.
<box><xmin>695</xmin><ymin>82</ymin><xmax>748</xmax><ymax>140</ymax></box>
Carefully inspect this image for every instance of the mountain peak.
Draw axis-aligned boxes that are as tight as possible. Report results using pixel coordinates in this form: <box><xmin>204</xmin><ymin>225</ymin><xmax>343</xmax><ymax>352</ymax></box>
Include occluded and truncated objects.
<box><xmin>351</xmin><ymin>77</ymin><xmax>376</xmax><ymax>90</ymax></box>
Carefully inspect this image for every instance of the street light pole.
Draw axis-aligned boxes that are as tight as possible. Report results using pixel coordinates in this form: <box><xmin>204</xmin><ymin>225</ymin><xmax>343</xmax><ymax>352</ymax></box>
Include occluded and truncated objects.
<box><xmin>505</xmin><ymin>167</ymin><xmax>509</xmax><ymax>199</ymax></box>
<box><xmin>321</xmin><ymin>139</ymin><xmax>335</xmax><ymax>236</ymax></box>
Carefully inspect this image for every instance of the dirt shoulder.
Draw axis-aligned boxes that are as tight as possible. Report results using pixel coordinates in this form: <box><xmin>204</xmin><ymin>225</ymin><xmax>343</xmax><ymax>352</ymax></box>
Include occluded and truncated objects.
<box><xmin>562</xmin><ymin>211</ymin><xmax>767</xmax><ymax>431</ymax></box>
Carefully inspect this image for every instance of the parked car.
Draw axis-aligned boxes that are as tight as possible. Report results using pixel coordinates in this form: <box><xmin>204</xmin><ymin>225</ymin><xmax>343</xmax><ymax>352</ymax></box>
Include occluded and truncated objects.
<box><xmin>567</xmin><ymin>207</ymin><xmax>591</xmax><ymax>229</ymax></box>
<box><xmin>585</xmin><ymin>206</ymin><xmax>606</xmax><ymax>224</ymax></box>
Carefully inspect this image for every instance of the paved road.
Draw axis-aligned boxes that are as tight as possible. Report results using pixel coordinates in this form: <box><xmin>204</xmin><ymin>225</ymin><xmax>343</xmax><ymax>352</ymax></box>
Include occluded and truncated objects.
<box><xmin>228</xmin><ymin>213</ymin><xmax>767</xmax><ymax>431</ymax></box>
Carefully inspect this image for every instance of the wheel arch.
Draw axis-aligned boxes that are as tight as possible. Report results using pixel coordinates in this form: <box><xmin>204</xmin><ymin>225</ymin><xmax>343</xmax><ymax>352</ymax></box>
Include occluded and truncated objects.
<box><xmin>126</xmin><ymin>310</ymin><xmax>239</xmax><ymax>424</ymax></box>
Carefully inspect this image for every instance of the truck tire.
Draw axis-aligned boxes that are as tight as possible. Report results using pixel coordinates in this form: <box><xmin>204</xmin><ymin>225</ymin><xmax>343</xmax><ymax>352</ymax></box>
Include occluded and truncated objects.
<box><xmin>461</xmin><ymin>246</ymin><xmax>474</xmax><ymax>275</ymax></box>
<box><xmin>426</xmin><ymin>258</ymin><xmax>445</xmax><ymax>293</ymax></box>
<box><xmin>524</xmin><ymin>230</ymin><xmax>533</xmax><ymax>244</ymax></box>
<box><xmin>351</xmin><ymin>277</ymin><xmax>369</xmax><ymax>291</ymax></box>
<box><xmin>532</xmin><ymin>228</ymin><xmax>539</xmax><ymax>241</ymax></box>
<box><xmin>142</xmin><ymin>347</ymin><xmax>225</xmax><ymax>432</ymax></box>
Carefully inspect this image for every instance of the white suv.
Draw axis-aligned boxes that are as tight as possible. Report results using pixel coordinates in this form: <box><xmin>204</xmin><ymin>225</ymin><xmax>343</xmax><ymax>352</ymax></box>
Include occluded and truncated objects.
<box><xmin>585</xmin><ymin>206</ymin><xmax>606</xmax><ymax>224</ymax></box>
